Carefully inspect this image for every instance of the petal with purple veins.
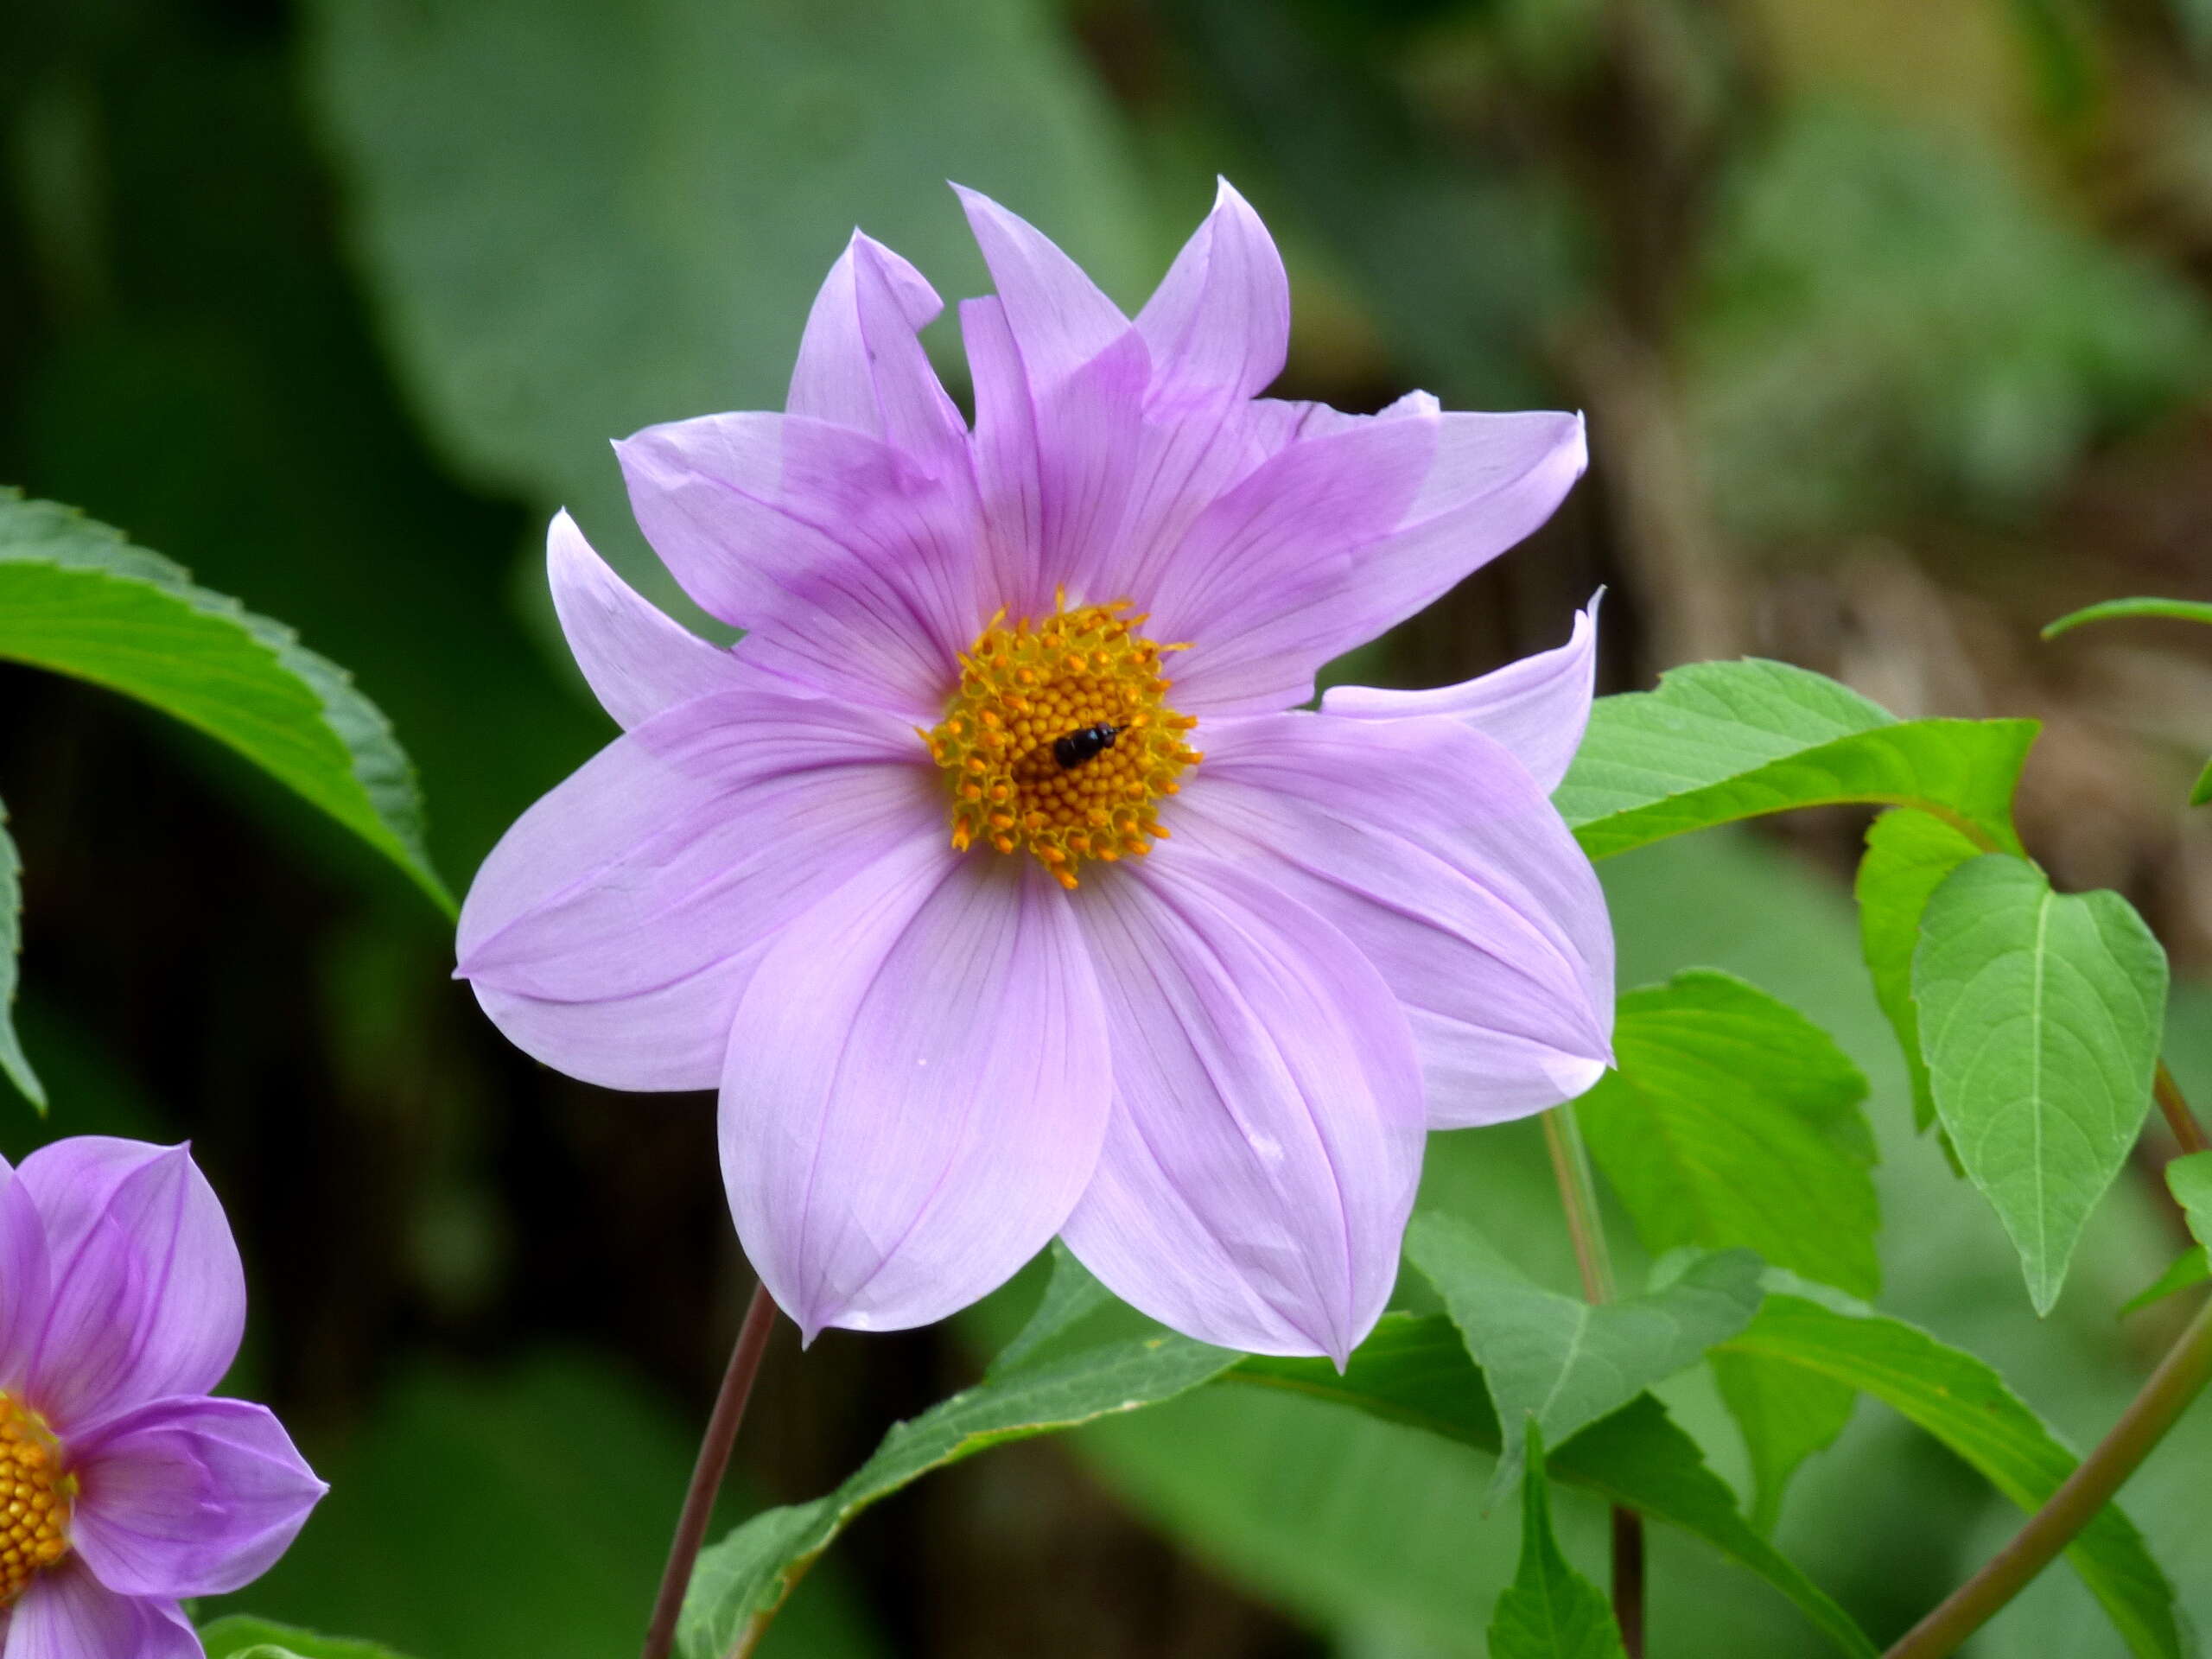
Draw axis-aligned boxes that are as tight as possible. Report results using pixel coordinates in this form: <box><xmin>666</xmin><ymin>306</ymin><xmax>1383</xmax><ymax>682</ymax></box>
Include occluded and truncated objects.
<box><xmin>2</xmin><ymin>1562</ymin><xmax>197</xmax><ymax>1659</ymax></box>
<box><xmin>787</xmin><ymin>233</ymin><xmax>967</xmax><ymax>469</ymax></box>
<box><xmin>1135</xmin><ymin>179</ymin><xmax>1290</xmax><ymax>407</ymax></box>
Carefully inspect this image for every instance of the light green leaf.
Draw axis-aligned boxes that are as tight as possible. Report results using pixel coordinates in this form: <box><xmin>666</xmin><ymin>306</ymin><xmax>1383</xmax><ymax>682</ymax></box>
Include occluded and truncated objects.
<box><xmin>0</xmin><ymin>493</ymin><xmax>449</xmax><ymax>912</ymax></box>
<box><xmin>1913</xmin><ymin>856</ymin><xmax>2169</xmax><ymax>1313</ymax></box>
<box><xmin>1234</xmin><ymin>1318</ymin><xmax>1877</xmax><ymax>1658</ymax></box>
<box><xmin>1710</xmin><ymin>1352</ymin><xmax>1856</xmax><ymax>1535</ymax></box>
<box><xmin>2118</xmin><ymin>1247</ymin><xmax>2209</xmax><ymax>1318</ymax></box>
<box><xmin>1858</xmin><ymin>808</ymin><xmax>1985</xmax><ymax>1132</ymax></box>
<box><xmin>2170</xmin><ymin>1151</ymin><xmax>2212</xmax><ymax>1252</ymax></box>
<box><xmin>987</xmin><ymin>1241</ymin><xmax>1117</xmax><ymax>1376</ymax></box>
<box><xmin>2190</xmin><ymin>759</ymin><xmax>2212</xmax><ymax>809</ymax></box>
<box><xmin>1406</xmin><ymin>1211</ymin><xmax>1764</xmax><ymax>1491</ymax></box>
<box><xmin>198</xmin><ymin>1617</ymin><xmax>410</xmax><ymax>1659</ymax></box>
<box><xmin>2042</xmin><ymin>597</ymin><xmax>2212</xmax><ymax>639</ymax></box>
<box><xmin>0</xmin><ymin>796</ymin><xmax>41</xmax><ymax>1111</ymax></box>
<box><xmin>1487</xmin><ymin>1423</ymin><xmax>1626</xmax><ymax>1659</ymax></box>
<box><xmin>677</xmin><ymin>1333</ymin><xmax>1238</xmax><ymax>1657</ymax></box>
<box><xmin>1554</xmin><ymin>658</ymin><xmax>2034</xmax><ymax>861</ymax></box>
<box><xmin>1719</xmin><ymin>1287</ymin><xmax>2183</xmax><ymax>1659</ymax></box>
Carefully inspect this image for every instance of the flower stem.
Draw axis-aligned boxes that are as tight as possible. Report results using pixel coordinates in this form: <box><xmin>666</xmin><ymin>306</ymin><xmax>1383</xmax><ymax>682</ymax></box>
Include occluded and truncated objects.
<box><xmin>640</xmin><ymin>1279</ymin><xmax>780</xmax><ymax>1659</ymax></box>
<box><xmin>1883</xmin><ymin>1290</ymin><xmax>2212</xmax><ymax>1659</ymax></box>
<box><xmin>1541</xmin><ymin>1103</ymin><xmax>1640</xmax><ymax>1656</ymax></box>
<box><xmin>2153</xmin><ymin>1061</ymin><xmax>2209</xmax><ymax>1158</ymax></box>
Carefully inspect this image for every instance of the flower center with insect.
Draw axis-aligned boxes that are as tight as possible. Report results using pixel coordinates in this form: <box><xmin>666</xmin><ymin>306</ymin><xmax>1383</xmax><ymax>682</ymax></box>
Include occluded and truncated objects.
<box><xmin>926</xmin><ymin>599</ymin><xmax>1201</xmax><ymax>888</ymax></box>
<box><xmin>0</xmin><ymin>1394</ymin><xmax>74</xmax><ymax>1606</ymax></box>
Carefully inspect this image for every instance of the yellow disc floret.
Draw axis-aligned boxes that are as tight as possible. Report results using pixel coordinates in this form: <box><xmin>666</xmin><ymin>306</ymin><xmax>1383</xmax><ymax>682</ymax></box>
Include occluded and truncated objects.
<box><xmin>926</xmin><ymin>598</ymin><xmax>1200</xmax><ymax>889</ymax></box>
<box><xmin>0</xmin><ymin>1394</ymin><xmax>73</xmax><ymax>1607</ymax></box>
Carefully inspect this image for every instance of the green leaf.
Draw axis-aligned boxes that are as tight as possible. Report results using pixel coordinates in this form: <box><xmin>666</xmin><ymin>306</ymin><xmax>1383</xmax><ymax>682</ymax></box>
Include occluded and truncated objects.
<box><xmin>1858</xmin><ymin>809</ymin><xmax>1985</xmax><ymax>1132</ymax></box>
<box><xmin>0</xmin><ymin>493</ymin><xmax>449</xmax><ymax>912</ymax></box>
<box><xmin>1554</xmin><ymin>658</ymin><xmax>2035</xmax><ymax>861</ymax></box>
<box><xmin>1234</xmin><ymin>1318</ymin><xmax>1878</xmax><ymax>1658</ymax></box>
<box><xmin>1487</xmin><ymin>1423</ymin><xmax>1627</xmax><ymax>1659</ymax></box>
<box><xmin>198</xmin><ymin>1617</ymin><xmax>410</xmax><ymax>1659</ymax></box>
<box><xmin>1912</xmin><ymin>855</ymin><xmax>2169</xmax><ymax>1313</ymax></box>
<box><xmin>2042</xmin><ymin>597</ymin><xmax>2212</xmax><ymax>639</ymax></box>
<box><xmin>2118</xmin><ymin>1246</ymin><xmax>2209</xmax><ymax>1318</ymax></box>
<box><xmin>1719</xmin><ymin>1287</ymin><xmax>2184</xmax><ymax>1659</ymax></box>
<box><xmin>1710</xmin><ymin>1352</ymin><xmax>1857</xmax><ymax>1535</ymax></box>
<box><xmin>1406</xmin><ymin>1211</ymin><xmax>1764</xmax><ymax>1491</ymax></box>
<box><xmin>0</xmin><ymin>795</ymin><xmax>41</xmax><ymax>1111</ymax></box>
<box><xmin>2169</xmin><ymin>1151</ymin><xmax>2212</xmax><ymax>1252</ymax></box>
<box><xmin>987</xmin><ymin>1241</ymin><xmax>1117</xmax><ymax>1376</ymax></box>
<box><xmin>677</xmin><ymin>1333</ymin><xmax>1239</xmax><ymax>1656</ymax></box>
<box><xmin>2190</xmin><ymin>759</ymin><xmax>2212</xmax><ymax>809</ymax></box>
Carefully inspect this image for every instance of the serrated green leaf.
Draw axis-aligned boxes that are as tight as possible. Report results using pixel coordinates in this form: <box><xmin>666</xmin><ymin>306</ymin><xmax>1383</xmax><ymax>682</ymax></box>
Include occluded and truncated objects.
<box><xmin>1858</xmin><ymin>809</ymin><xmax>1985</xmax><ymax>1133</ymax></box>
<box><xmin>2041</xmin><ymin>597</ymin><xmax>2212</xmax><ymax>639</ymax></box>
<box><xmin>2170</xmin><ymin>1152</ymin><xmax>2212</xmax><ymax>1252</ymax></box>
<box><xmin>198</xmin><ymin>1616</ymin><xmax>410</xmax><ymax>1659</ymax></box>
<box><xmin>677</xmin><ymin>1333</ymin><xmax>1239</xmax><ymax>1657</ymax></box>
<box><xmin>2119</xmin><ymin>1246</ymin><xmax>2209</xmax><ymax>1317</ymax></box>
<box><xmin>1553</xmin><ymin>658</ymin><xmax>2033</xmax><ymax>861</ymax></box>
<box><xmin>1913</xmin><ymin>856</ymin><xmax>2168</xmax><ymax>1313</ymax></box>
<box><xmin>0</xmin><ymin>796</ymin><xmax>41</xmax><ymax>1111</ymax></box>
<box><xmin>1234</xmin><ymin>1318</ymin><xmax>1877</xmax><ymax>1658</ymax></box>
<box><xmin>1487</xmin><ymin>1423</ymin><xmax>1626</xmax><ymax>1659</ymax></box>
<box><xmin>1719</xmin><ymin>1287</ymin><xmax>2183</xmax><ymax>1659</ymax></box>
<box><xmin>0</xmin><ymin>493</ymin><xmax>449</xmax><ymax>912</ymax></box>
<box><xmin>1406</xmin><ymin>1211</ymin><xmax>1764</xmax><ymax>1491</ymax></box>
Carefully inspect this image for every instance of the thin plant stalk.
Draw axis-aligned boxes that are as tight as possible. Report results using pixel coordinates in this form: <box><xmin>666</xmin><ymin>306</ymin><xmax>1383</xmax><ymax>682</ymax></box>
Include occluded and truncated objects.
<box><xmin>641</xmin><ymin>1279</ymin><xmax>780</xmax><ymax>1659</ymax></box>
<box><xmin>1541</xmin><ymin>1103</ymin><xmax>1641</xmax><ymax>1656</ymax></box>
<box><xmin>2153</xmin><ymin>1061</ymin><xmax>2209</xmax><ymax>1158</ymax></box>
<box><xmin>1883</xmin><ymin>1290</ymin><xmax>2212</xmax><ymax>1659</ymax></box>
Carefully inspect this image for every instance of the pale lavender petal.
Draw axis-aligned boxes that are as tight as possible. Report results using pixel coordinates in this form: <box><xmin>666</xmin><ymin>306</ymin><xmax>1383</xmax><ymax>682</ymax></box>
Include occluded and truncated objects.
<box><xmin>721</xmin><ymin>838</ymin><xmax>1111</xmax><ymax>1341</ymax></box>
<box><xmin>68</xmin><ymin>1395</ymin><xmax>324</xmax><ymax>1599</ymax></box>
<box><xmin>2</xmin><ymin>1564</ymin><xmax>195</xmax><ymax>1659</ymax></box>
<box><xmin>1059</xmin><ymin>855</ymin><xmax>1425</xmax><ymax>1363</ymax></box>
<box><xmin>0</xmin><ymin>1157</ymin><xmax>50</xmax><ymax>1395</ymax></box>
<box><xmin>18</xmin><ymin>1142</ymin><xmax>244</xmax><ymax>1427</ymax></box>
<box><xmin>617</xmin><ymin>412</ymin><xmax>981</xmax><ymax>716</ymax></box>
<box><xmin>787</xmin><ymin>233</ymin><xmax>967</xmax><ymax>467</ymax></box>
<box><xmin>457</xmin><ymin>691</ymin><xmax>941</xmax><ymax>1092</ymax></box>
<box><xmin>1321</xmin><ymin>598</ymin><xmax>1602</xmax><ymax>792</ymax></box>
<box><xmin>954</xmin><ymin>185</ymin><xmax>1130</xmax><ymax>391</ymax></box>
<box><xmin>1135</xmin><ymin>178</ymin><xmax>1289</xmax><ymax>407</ymax></box>
<box><xmin>958</xmin><ymin>296</ymin><xmax>1051</xmax><ymax>618</ymax></box>
<box><xmin>1171</xmin><ymin>713</ymin><xmax>1613</xmax><ymax>1127</ymax></box>
<box><xmin>545</xmin><ymin>511</ymin><xmax>751</xmax><ymax>731</ymax></box>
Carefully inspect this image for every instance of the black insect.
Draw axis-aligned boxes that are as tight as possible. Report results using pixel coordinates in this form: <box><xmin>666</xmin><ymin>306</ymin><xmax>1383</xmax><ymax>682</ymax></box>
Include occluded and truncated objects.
<box><xmin>1052</xmin><ymin>723</ymin><xmax>1122</xmax><ymax>769</ymax></box>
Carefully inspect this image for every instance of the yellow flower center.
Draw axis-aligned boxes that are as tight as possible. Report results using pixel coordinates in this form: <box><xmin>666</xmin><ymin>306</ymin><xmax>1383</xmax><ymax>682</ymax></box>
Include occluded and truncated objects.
<box><xmin>0</xmin><ymin>1394</ymin><xmax>73</xmax><ymax>1607</ymax></box>
<box><xmin>925</xmin><ymin>599</ymin><xmax>1201</xmax><ymax>889</ymax></box>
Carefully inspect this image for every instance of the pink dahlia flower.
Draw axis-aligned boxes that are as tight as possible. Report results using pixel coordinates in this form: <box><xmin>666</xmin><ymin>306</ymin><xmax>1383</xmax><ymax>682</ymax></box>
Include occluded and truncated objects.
<box><xmin>458</xmin><ymin>182</ymin><xmax>1613</xmax><ymax>1362</ymax></box>
<box><xmin>0</xmin><ymin>1139</ymin><xmax>326</xmax><ymax>1656</ymax></box>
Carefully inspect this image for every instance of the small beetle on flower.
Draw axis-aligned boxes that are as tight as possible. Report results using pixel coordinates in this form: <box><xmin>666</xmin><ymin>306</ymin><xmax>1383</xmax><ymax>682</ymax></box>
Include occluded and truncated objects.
<box><xmin>0</xmin><ymin>1138</ymin><xmax>325</xmax><ymax>1657</ymax></box>
<box><xmin>458</xmin><ymin>181</ymin><xmax>1614</xmax><ymax>1362</ymax></box>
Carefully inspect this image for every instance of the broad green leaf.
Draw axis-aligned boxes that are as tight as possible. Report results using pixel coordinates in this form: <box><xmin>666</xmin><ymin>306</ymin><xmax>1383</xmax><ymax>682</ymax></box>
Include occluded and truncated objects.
<box><xmin>987</xmin><ymin>1241</ymin><xmax>1117</xmax><ymax>1376</ymax></box>
<box><xmin>1719</xmin><ymin>1287</ymin><xmax>2183</xmax><ymax>1659</ymax></box>
<box><xmin>1858</xmin><ymin>808</ymin><xmax>1984</xmax><ymax>1132</ymax></box>
<box><xmin>0</xmin><ymin>796</ymin><xmax>41</xmax><ymax>1110</ymax></box>
<box><xmin>2170</xmin><ymin>1151</ymin><xmax>2212</xmax><ymax>1251</ymax></box>
<box><xmin>198</xmin><ymin>1618</ymin><xmax>410</xmax><ymax>1659</ymax></box>
<box><xmin>1235</xmin><ymin>1318</ymin><xmax>1878</xmax><ymax>1658</ymax></box>
<box><xmin>1710</xmin><ymin>1352</ymin><xmax>1856</xmax><ymax>1535</ymax></box>
<box><xmin>2119</xmin><ymin>1247</ymin><xmax>2209</xmax><ymax>1317</ymax></box>
<box><xmin>2042</xmin><ymin>597</ymin><xmax>2212</xmax><ymax>638</ymax></box>
<box><xmin>1488</xmin><ymin>1423</ymin><xmax>1626</xmax><ymax>1659</ymax></box>
<box><xmin>1553</xmin><ymin>658</ymin><xmax>2034</xmax><ymax>861</ymax></box>
<box><xmin>0</xmin><ymin>493</ymin><xmax>449</xmax><ymax>912</ymax></box>
<box><xmin>1579</xmin><ymin>970</ymin><xmax>1878</xmax><ymax>1297</ymax></box>
<box><xmin>1406</xmin><ymin>1211</ymin><xmax>1764</xmax><ymax>1490</ymax></box>
<box><xmin>677</xmin><ymin>1333</ymin><xmax>1239</xmax><ymax>1657</ymax></box>
<box><xmin>1913</xmin><ymin>856</ymin><xmax>2168</xmax><ymax>1313</ymax></box>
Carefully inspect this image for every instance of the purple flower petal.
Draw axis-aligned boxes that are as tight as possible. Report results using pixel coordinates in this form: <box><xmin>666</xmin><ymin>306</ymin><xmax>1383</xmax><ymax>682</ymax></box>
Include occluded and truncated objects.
<box><xmin>1321</xmin><ymin>598</ymin><xmax>1601</xmax><ymax>791</ymax></box>
<box><xmin>67</xmin><ymin>1395</ymin><xmax>325</xmax><ymax>1599</ymax></box>
<box><xmin>617</xmin><ymin>412</ymin><xmax>982</xmax><ymax>717</ymax></box>
<box><xmin>0</xmin><ymin>1157</ymin><xmax>51</xmax><ymax>1395</ymax></box>
<box><xmin>1135</xmin><ymin>178</ymin><xmax>1289</xmax><ymax>406</ymax></box>
<box><xmin>17</xmin><ymin>1142</ymin><xmax>244</xmax><ymax>1429</ymax></box>
<box><xmin>787</xmin><ymin>233</ymin><xmax>967</xmax><ymax>469</ymax></box>
<box><xmin>721</xmin><ymin>838</ymin><xmax>1111</xmax><ymax>1341</ymax></box>
<box><xmin>458</xmin><ymin>690</ymin><xmax>942</xmax><ymax>1092</ymax></box>
<box><xmin>2</xmin><ymin>1563</ymin><xmax>196</xmax><ymax>1659</ymax></box>
<box><xmin>1171</xmin><ymin>713</ymin><xmax>1613</xmax><ymax>1126</ymax></box>
<box><xmin>545</xmin><ymin>511</ymin><xmax>753</xmax><ymax>732</ymax></box>
<box><xmin>1058</xmin><ymin>855</ymin><xmax>1426</xmax><ymax>1363</ymax></box>
<box><xmin>953</xmin><ymin>186</ymin><xmax>1130</xmax><ymax>392</ymax></box>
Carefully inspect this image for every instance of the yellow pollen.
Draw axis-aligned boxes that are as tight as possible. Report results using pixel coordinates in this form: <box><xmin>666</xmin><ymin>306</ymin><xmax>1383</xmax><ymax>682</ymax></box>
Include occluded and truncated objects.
<box><xmin>928</xmin><ymin>600</ymin><xmax>1199</xmax><ymax>887</ymax></box>
<box><xmin>0</xmin><ymin>1394</ymin><xmax>73</xmax><ymax>1608</ymax></box>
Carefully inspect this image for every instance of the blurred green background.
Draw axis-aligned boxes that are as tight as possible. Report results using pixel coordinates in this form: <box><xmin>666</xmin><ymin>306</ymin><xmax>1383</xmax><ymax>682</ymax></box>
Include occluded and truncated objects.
<box><xmin>5</xmin><ymin>0</ymin><xmax>2212</xmax><ymax>1654</ymax></box>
